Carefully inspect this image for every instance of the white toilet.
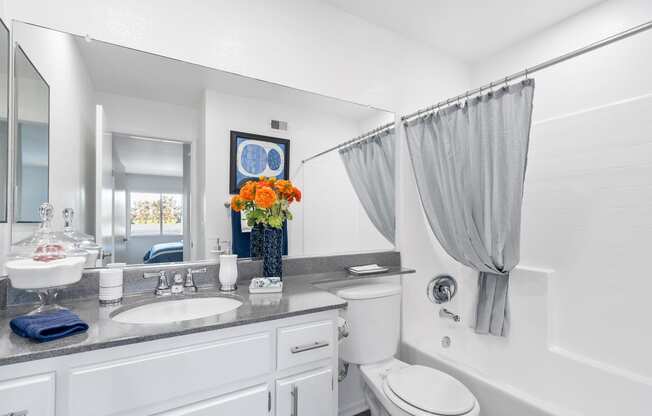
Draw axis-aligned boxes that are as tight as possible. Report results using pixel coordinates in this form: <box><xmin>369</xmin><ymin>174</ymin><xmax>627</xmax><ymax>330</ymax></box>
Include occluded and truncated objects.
<box><xmin>333</xmin><ymin>282</ymin><xmax>480</xmax><ymax>416</ymax></box>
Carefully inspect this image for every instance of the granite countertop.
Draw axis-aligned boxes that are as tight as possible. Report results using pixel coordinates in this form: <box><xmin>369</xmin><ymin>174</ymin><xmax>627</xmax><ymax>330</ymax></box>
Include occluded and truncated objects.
<box><xmin>0</xmin><ymin>267</ymin><xmax>414</xmax><ymax>367</ymax></box>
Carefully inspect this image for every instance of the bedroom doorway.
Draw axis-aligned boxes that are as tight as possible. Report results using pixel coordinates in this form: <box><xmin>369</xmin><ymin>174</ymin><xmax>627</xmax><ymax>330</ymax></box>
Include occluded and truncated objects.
<box><xmin>111</xmin><ymin>133</ymin><xmax>191</xmax><ymax>265</ymax></box>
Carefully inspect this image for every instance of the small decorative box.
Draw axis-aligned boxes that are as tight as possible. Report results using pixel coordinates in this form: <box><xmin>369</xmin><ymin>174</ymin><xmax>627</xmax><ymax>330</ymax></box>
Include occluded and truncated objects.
<box><xmin>249</xmin><ymin>277</ymin><xmax>283</xmax><ymax>294</ymax></box>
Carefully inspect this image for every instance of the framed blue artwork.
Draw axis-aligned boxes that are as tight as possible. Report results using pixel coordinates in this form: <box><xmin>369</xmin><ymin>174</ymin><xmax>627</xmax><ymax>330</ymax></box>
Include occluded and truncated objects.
<box><xmin>229</xmin><ymin>131</ymin><xmax>290</xmax><ymax>194</ymax></box>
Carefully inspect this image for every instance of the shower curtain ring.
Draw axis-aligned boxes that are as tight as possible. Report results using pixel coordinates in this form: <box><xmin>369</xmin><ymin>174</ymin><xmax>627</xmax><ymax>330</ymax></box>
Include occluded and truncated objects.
<box><xmin>504</xmin><ymin>76</ymin><xmax>509</xmax><ymax>89</ymax></box>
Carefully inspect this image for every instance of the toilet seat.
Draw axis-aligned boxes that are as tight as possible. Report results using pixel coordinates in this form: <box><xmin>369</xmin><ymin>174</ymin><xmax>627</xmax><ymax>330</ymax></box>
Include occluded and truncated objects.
<box><xmin>381</xmin><ymin>365</ymin><xmax>476</xmax><ymax>416</ymax></box>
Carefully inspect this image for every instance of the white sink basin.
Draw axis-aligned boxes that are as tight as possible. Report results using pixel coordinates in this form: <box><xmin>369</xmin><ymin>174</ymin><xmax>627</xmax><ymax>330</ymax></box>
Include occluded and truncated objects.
<box><xmin>112</xmin><ymin>296</ymin><xmax>243</xmax><ymax>325</ymax></box>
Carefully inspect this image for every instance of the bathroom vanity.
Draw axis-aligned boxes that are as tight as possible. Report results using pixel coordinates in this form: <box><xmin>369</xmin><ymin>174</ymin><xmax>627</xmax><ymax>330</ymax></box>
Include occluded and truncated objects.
<box><xmin>0</xmin><ymin>278</ymin><xmax>348</xmax><ymax>416</ymax></box>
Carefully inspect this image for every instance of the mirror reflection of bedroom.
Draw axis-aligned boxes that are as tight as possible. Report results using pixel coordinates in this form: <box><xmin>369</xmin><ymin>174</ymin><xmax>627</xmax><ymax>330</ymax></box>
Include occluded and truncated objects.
<box><xmin>110</xmin><ymin>135</ymin><xmax>189</xmax><ymax>265</ymax></box>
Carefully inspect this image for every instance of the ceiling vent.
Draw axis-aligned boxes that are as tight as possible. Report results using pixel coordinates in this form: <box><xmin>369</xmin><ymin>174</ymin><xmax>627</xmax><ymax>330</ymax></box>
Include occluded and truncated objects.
<box><xmin>271</xmin><ymin>120</ymin><xmax>288</xmax><ymax>131</ymax></box>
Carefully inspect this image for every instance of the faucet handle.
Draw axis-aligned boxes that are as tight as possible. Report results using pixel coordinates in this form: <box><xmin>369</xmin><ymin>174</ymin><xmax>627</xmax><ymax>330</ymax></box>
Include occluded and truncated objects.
<box><xmin>184</xmin><ymin>267</ymin><xmax>207</xmax><ymax>292</ymax></box>
<box><xmin>152</xmin><ymin>271</ymin><xmax>171</xmax><ymax>297</ymax></box>
<box><xmin>144</xmin><ymin>270</ymin><xmax>165</xmax><ymax>279</ymax></box>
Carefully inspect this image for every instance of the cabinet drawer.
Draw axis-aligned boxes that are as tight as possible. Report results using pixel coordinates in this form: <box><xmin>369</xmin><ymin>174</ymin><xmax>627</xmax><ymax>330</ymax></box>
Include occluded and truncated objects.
<box><xmin>0</xmin><ymin>372</ymin><xmax>55</xmax><ymax>416</ymax></box>
<box><xmin>277</xmin><ymin>320</ymin><xmax>334</xmax><ymax>370</ymax></box>
<box><xmin>68</xmin><ymin>332</ymin><xmax>272</xmax><ymax>416</ymax></box>
<box><xmin>154</xmin><ymin>383</ymin><xmax>269</xmax><ymax>416</ymax></box>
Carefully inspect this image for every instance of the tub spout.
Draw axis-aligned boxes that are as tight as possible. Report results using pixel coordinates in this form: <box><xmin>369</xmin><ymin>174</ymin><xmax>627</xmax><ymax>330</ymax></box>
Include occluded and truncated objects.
<box><xmin>439</xmin><ymin>307</ymin><xmax>461</xmax><ymax>322</ymax></box>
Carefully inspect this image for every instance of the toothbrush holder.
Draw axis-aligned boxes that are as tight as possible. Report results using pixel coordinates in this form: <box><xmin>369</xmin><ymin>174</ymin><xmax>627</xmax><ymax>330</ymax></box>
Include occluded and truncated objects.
<box><xmin>219</xmin><ymin>254</ymin><xmax>238</xmax><ymax>291</ymax></box>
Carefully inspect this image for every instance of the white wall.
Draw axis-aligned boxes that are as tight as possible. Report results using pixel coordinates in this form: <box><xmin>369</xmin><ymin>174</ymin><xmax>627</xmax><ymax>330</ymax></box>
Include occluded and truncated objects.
<box><xmin>12</xmin><ymin>22</ymin><xmax>95</xmax><ymax>239</ymax></box>
<box><xmin>95</xmin><ymin>92</ymin><xmax>199</xmax><ymax>142</ymax></box>
<box><xmin>400</xmin><ymin>1</ymin><xmax>652</xmax><ymax>415</ymax></box>
<box><xmin>4</xmin><ymin>0</ymin><xmax>468</xmax><ymax>117</ymax></box>
<box><xmin>202</xmin><ymin>90</ymin><xmax>392</xmax><ymax>258</ymax></box>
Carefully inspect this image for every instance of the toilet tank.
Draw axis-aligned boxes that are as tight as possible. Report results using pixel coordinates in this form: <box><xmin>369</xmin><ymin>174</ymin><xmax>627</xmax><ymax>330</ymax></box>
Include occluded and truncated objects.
<box><xmin>334</xmin><ymin>283</ymin><xmax>402</xmax><ymax>365</ymax></box>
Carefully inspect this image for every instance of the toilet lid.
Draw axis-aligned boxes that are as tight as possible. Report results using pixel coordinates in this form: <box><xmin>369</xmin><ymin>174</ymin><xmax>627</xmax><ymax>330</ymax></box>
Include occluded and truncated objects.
<box><xmin>385</xmin><ymin>365</ymin><xmax>475</xmax><ymax>416</ymax></box>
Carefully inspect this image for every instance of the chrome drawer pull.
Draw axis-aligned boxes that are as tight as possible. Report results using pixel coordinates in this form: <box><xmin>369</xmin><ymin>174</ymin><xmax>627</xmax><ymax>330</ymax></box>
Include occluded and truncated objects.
<box><xmin>291</xmin><ymin>340</ymin><xmax>329</xmax><ymax>354</ymax></box>
<box><xmin>3</xmin><ymin>411</ymin><xmax>28</xmax><ymax>416</ymax></box>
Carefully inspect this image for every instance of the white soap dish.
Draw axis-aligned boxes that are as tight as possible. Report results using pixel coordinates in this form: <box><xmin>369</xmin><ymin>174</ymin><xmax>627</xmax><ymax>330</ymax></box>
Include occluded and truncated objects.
<box><xmin>249</xmin><ymin>277</ymin><xmax>283</xmax><ymax>293</ymax></box>
<box><xmin>347</xmin><ymin>264</ymin><xmax>390</xmax><ymax>275</ymax></box>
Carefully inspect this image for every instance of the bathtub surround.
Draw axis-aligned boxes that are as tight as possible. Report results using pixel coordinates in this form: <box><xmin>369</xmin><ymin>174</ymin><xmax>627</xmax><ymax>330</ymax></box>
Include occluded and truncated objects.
<box><xmin>404</xmin><ymin>80</ymin><xmax>535</xmax><ymax>336</ymax></box>
<box><xmin>339</xmin><ymin>128</ymin><xmax>396</xmax><ymax>244</ymax></box>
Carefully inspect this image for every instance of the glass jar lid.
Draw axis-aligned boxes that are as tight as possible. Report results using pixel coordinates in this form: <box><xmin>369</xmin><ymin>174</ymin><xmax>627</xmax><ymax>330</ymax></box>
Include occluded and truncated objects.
<box><xmin>11</xmin><ymin>203</ymin><xmax>86</xmax><ymax>262</ymax></box>
<box><xmin>58</xmin><ymin>207</ymin><xmax>100</xmax><ymax>250</ymax></box>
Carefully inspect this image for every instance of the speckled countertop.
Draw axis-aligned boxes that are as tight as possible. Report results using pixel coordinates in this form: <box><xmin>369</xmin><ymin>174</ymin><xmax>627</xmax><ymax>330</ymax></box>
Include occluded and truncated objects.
<box><xmin>0</xmin><ymin>267</ymin><xmax>414</xmax><ymax>367</ymax></box>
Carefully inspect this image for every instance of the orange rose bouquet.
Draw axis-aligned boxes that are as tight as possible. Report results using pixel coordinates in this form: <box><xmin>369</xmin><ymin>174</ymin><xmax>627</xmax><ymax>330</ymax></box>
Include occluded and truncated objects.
<box><xmin>230</xmin><ymin>176</ymin><xmax>302</xmax><ymax>229</ymax></box>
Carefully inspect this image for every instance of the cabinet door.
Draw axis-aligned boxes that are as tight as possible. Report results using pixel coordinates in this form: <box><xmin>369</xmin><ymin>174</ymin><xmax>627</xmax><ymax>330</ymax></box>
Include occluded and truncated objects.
<box><xmin>0</xmin><ymin>373</ymin><xmax>55</xmax><ymax>416</ymax></box>
<box><xmin>276</xmin><ymin>368</ymin><xmax>334</xmax><ymax>416</ymax></box>
<box><xmin>154</xmin><ymin>383</ymin><xmax>269</xmax><ymax>416</ymax></box>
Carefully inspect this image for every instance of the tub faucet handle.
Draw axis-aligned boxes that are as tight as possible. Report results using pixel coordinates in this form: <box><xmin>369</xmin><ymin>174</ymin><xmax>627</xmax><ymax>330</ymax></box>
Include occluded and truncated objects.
<box><xmin>441</xmin><ymin>286</ymin><xmax>451</xmax><ymax>302</ymax></box>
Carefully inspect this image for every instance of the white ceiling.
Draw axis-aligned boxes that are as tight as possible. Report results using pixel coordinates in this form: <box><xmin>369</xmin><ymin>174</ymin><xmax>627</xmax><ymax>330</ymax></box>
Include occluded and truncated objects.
<box><xmin>112</xmin><ymin>135</ymin><xmax>184</xmax><ymax>177</ymax></box>
<box><xmin>74</xmin><ymin>36</ymin><xmax>387</xmax><ymax>120</ymax></box>
<box><xmin>323</xmin><ymin>0</ymin><xmax>605</xmax><ymax>62</ymax></box>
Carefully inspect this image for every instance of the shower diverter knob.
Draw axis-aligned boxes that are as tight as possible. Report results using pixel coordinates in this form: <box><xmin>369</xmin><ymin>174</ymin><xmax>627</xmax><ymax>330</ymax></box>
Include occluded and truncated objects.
<box><xmin>427</xmin><ymin>275</ymin><xmax>457</xmax><ymax>304</ymax></box>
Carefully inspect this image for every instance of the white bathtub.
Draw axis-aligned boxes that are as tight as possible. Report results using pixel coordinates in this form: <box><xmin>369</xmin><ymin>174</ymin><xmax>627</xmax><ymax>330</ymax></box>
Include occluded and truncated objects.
<box><xmin>399</xmin><ymin>263</ymin><xmax>652</xmax><ymax>416</ymax></box>
<box><xmin>400</xmin><ymin>342</ymin><xmax>579</xmax><ymax>416</ymax></box>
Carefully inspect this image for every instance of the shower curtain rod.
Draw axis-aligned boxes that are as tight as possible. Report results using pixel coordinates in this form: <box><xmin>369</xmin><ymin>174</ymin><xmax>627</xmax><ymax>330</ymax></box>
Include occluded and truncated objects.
<box><xmin>301</xmin><ymin>120</ymin><xmax>395</xmax><ymax>163</ymax></box>
<box><xmin>301</xmin><ymin>19</ymin><xmax>652</xmax><ymax>163</ymax></box>
<box><xmin>402</xmin><ymin>19</ymin><xmax>652</xmax><ymax>122</ymax></box>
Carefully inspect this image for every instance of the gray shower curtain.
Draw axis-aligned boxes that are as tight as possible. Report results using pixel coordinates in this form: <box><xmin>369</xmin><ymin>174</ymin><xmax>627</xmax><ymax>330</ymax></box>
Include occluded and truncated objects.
<box><xmin>404</xmin><ymin>79</ymin><xmax>535</xmax><ymax>336</ymax></box>
<box><xmin>339</xmin><ymin>129</ymin><xmax>396</xmax><ymax>244</ymax></box>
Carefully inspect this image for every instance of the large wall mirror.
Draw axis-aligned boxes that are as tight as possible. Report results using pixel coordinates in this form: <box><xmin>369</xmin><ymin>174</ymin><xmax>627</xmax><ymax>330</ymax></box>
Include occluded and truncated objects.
<box><xmin>14</xmin><ymin>44</ymin><xmax>49</xmax><ymax>223</ymax></box>
<box><xmin>0</xmin><ymin>19</ymin><xmax>9</xmax><ymax>222</ymax></box>
<box><xmin>8</xmin><ymin>20</ymin><xmax>395</xmax><ymax>267</ymax></box>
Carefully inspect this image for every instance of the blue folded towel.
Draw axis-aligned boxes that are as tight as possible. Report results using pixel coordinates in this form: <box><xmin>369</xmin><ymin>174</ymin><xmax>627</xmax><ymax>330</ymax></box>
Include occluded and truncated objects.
<box><xmin>10</xmin><ymin>309</ymin><xmax>89</xmax><ymax>342</ymax></box>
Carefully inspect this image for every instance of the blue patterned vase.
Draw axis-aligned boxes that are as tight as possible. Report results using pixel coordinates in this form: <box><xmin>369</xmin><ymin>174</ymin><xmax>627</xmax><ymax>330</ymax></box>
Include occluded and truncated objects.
<box><xmin>262</xmin><ymin>227</ymin><xmax>283</xmax><ymax>278</ymax></box>
<box><xmin>250</xmin><ymin>224</ymin><xmax>264</xmax><ymax>259</ymax></box>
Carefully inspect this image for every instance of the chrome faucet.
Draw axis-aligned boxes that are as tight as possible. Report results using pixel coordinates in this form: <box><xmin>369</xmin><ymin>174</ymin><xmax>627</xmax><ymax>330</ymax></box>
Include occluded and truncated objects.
<box><xmin>144</xmin><ymin>270</ymin><xmax>171</xmax><ymax>297</ymax></box>
<box><xmin>171</xmin><ymin>272</ymin><xmax>185</xmax><ymax>295</ymax></box>
<box><xmin>184</xmin><ymin>267</ymin><xmax>207</xmax><ymax>293</ymax></box>
<box><xmin>439</xmin><ymin>307</ymin><xmax>461</xmax><ymax>322</ymax></box>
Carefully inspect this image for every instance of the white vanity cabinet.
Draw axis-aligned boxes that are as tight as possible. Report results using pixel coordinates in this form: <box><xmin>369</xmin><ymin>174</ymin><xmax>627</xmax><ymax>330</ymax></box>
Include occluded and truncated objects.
<box><xmin>0</xmin><ymin>310</ymin><xmax>339</xmax><ymax>416</ymax></box>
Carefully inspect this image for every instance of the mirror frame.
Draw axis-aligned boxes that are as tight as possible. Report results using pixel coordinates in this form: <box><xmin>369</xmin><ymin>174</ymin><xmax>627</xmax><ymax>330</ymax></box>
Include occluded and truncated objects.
<box><xmin>0</xmin><ymin>18</ymin><xmax>9</xmax><ymax>223</ymax></box>
<box><xmin>13</xmin><ymin>42</ymin><xmax>50</xmax><ymax>224</ymax></box>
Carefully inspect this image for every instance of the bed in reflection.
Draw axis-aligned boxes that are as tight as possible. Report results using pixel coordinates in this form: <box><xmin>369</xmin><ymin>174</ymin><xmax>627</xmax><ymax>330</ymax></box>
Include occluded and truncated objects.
<box><xmin>143</xmin><ymin>241</ymin><xmax>184</xmax><ymax>264</ymax></box>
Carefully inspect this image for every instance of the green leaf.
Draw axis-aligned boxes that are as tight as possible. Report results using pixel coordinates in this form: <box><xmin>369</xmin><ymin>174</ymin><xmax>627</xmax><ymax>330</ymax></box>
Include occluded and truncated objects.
<box><xmin>268</xmin><ymin>215</ymin><xmax>283</xmax><ymax>228</ymax></box>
